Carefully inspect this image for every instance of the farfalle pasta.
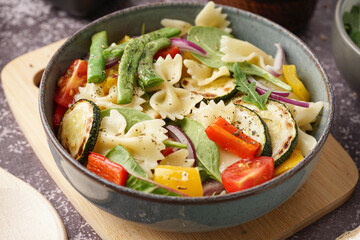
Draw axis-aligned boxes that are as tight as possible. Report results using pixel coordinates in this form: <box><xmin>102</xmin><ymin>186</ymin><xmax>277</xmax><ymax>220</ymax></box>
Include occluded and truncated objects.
<box><xmin>190</xmin><ymin>100</ymin><xmax>235</xmax><ymax>128</ymax></box>
<box><xmin>220</xmin><ymin>35</ymin><xmax>274</xmax><ymax>68</ymax></box>
<box><xmin>161</xmin><ymin>18</ymin><xmax>192</xmax><ymax>37</ymax></box>
<box><xmin>149</xmin><ymin>54</ymin><xmax>203</xmax><ymax>120</ymax></box>
<box><xmin>75</xmin><ymin>82</ymin><xmax>146</xmax><ymax>111</ymax></box>
<box><xmin>195</xmin><ymin>1</ymin><xmax>232</xmax><ymax>33</ymax></box>
<box><xmin>184</xmin><ymin>59</ymin><xmax>230</xmax><ymax>86</ymax></box>
<box><xmin>94</xmin><ymin>109</ymin><xmax>167</xmax><ymax>177</ymax></box>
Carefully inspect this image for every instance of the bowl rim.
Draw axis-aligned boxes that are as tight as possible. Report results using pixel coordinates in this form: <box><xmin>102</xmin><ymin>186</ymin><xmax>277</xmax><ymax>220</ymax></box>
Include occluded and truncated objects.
<box><xmin>39</xmin><ymin>1</ymin><xmax>334</xmax><ymax>204</ymax></box>
<box><xmin>335</xmin><ymin>0</ymin><xmax>360</xmax><ymax>55</ymax></box>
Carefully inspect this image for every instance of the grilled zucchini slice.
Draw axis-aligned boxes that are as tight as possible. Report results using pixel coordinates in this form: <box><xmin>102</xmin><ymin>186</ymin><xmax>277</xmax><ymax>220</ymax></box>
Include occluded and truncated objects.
<box><xmin>233</xmin><ymin>98</ymin><xmax>298</xmax><ymax>167</ymax></box>
<box><xmin>58</xmin><ymin>99</ymin><xmax>101</xmax><ymax>165</ymax></box>
<box><xmin>232</xmin><ymin>104</ymin><xmax>272</xmax><ymax>157</ymax></box>
<box><xmin>180</xmin><ymin>77</ymin><xmax>237</xmax><ymax>102</ymax></box>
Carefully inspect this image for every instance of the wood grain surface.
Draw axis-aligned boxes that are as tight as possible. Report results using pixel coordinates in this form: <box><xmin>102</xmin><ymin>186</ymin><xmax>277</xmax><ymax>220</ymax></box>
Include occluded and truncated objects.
<box><xmin>1</xmin><ymin>40</ymin><xmax>358</xmax><ymax>240</ymax></box>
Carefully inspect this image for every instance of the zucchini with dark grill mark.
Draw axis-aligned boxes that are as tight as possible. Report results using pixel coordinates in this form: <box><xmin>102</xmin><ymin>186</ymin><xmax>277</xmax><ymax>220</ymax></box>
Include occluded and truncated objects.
<box><xmin>180</xmin><ymin>77</ymin><xmax>237</xmax><ymax>102</ymax></box>
<box><xmin>233</xmin><ymin>98</ymin><xmax>298</xmax><ymax>167</ymax></box>
<box><xmin>232</xmin><ymin>103</ymin><xmax>272</xmax><ymax>157</ymax></box>
<box><xmin>58</xmin><ymin>99</ymin><xmax>101</xmax><ymax>165</ymax></box>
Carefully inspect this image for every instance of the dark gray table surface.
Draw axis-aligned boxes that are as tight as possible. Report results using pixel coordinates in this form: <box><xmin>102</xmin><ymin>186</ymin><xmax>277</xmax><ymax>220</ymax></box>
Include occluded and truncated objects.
<box><xmin>0</xmin><ymin>0</ymin><xmax>359</xmax><ymax>239</ymax></box>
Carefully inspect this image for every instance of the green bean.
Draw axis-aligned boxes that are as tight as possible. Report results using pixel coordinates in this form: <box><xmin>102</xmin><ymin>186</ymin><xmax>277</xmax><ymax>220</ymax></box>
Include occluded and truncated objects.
<box><xmin>139</xmin><ymin>27</ymin><xmax>180</xmax><ymax>42</ymax></box>
<box><xmin>87</xmin><ymin>31</ymin><xmax>108</xmax><ymax>83</ymax></box>
<box><xmin>137</xmin><ymin>38</ymin><xmax>171</xmax><ymax>87</ymax></box>
<box><xmin>103</xmin><ymin>27</ymin><xmax>180</xmax><ymax>58</ymax></box>
<box><xmin>117</xmin><ymin>38</ymin><xmax>145</xmax><ymax>104</ymax></box>
<box><xmin>103</xmin><ymin>42</ymin><xmax>127</xmax><ymax>58</ymax></box>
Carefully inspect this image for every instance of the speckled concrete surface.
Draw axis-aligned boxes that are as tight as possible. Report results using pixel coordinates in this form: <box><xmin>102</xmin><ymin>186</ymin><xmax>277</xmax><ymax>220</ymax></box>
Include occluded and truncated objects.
<box><xmin>0</xmin><ymin>0</ymin><xmax>359</xmax><ymax>239</ymax></box>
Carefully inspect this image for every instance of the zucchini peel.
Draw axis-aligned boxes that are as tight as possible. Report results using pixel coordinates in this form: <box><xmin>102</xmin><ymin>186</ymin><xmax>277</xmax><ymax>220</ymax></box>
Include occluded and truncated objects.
<box><xmin>233</xmin><ymin>98</ymin><xmax>298</xmax><ymax>167</ymax></box>
<box><xmin>58</xmin><ymin>99</ymin><xmax>101</xmax><ymax>165</ymax></box>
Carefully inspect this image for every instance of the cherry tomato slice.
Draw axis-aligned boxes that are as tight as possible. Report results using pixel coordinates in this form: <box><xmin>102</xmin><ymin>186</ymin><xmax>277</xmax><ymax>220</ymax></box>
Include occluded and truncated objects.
<box><xmin>221</xmin><ymin>157</ymin><xmax>274</xmax><ymax>193</ymax></box>
<box><xmin>154</xmin><ymin>45</ymin><xmax>180</xmax><ymax>60</ymax></box>
<box><xmin>53</xmin><ymin>104</ymin><xmax>68</xmax><ymax>130</ymax></box>
<box><xmin>87</xmin><ymin>152</ymin><xmax>128</xmax><ymax>186</ymax></box>
<box><xmin>54</xmin><ymin>59</ymin><xmax>88</xmax><ymax>107</ymax></box>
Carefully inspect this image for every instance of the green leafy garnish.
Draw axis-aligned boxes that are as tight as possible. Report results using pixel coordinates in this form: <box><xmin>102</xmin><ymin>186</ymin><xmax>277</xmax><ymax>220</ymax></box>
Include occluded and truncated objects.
<box><xmin>236</xmin><ymin>62</ymin><xmax>292</xmax><ymax>91</ymax></box>
<box><xmin>186</xmin><ymin>26</ymin><xmax>292</xmax><ymax>92</ymax></box>
<box><xmin>187</xmin><ymin>26</ymin><xmax>233</xmax><ymax>69</ymax></box>
<box><xmin>233</xmin><ymin>62</ymin><xmax>270</xmax><ymax>110</ymax></box>
<box><xmin>176</xmin><ymin>118</ymin><xmax>222</xmax><ymax>183</ymax></box>
<box><xmin>106</xmin><ymin>145</ymin><xmax>148</xmax><ymax>178</ymax></box>
<box><xmin>343</xmin><ymin>5</ymin><xmax>360</xmax><ymax>48</ymax></box>
<box><xmin>126</xmin><ymin>175</ymin><xmax>186</xmax><ymax>197</ymax></box>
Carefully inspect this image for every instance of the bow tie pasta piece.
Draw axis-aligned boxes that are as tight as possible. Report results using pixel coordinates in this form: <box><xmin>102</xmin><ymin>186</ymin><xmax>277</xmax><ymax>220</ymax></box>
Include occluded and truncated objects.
<box><xmin>142</xmin><ymin>102</ymin><xmax>162</xmax><ymax>120</ymax></box>
<box><xmin>150</xmin><ymin>84</ymin><xmax>203</xmax><ymax>121</ymax></box>
<box><xmin>217</xmin><ymin>143</ymin><xmax>241</xmax><ymax>173</ymax></box>
<box><xmin>154</xmin><ymin>54</ymin><xmax>183</xmax><ymax>85</ymax></box>
<box><xmin>159</xmin><ymin>149</ymin><xmax>195</xmax><ymax>167</ymax></box>
<box><xmin>93</xmin><ymin>110</ymin><xmax>167</xmax><ymax>177</ymax></box>
<box><xmin>100</xmin><ymin>108</ymin><xmax>127</xmax><ymax>136</ymax></box>
<box><xmin>75</xmin><ymin>83</ymin><xmax>146</xmax><ymax>111</ymax></box>
<box><xmin>190</xmin><ymin>100</ymin><xmax>235</xmax><ymax>128</ymax></box>
<box><xmin>184</xmin><ymin>59</ymin><xmax>230</xmax><ymax>86</ymax></box>
<box><xmin>220</xmin><ymin>35</ymin><xmax>274</xmax><ymax>69</ymax></box>
<box><xmin>161</xmin><ymin>18</ymin><xmax>192</xmax><ymax>37</ymax></box>
<box><xmin>195</xmin><ymin>1</ymin><xmax>232</xmax><ymax>34</ymax></box>
<box><xmin>150</xmin><ymin>55</ymin><xmax>203</xmax><ymax>120</ymax></box>
<box><xmin>125</xmin><ymin>119</ymin><xmax>168</xmax><ymax>176</ymax></box>
<box><xmin>93</xmin><ymin>109</ymin><xmax>127</xmax><ymax>155</ymax></box>
<box><xmin>297</xmin><ymin>128</ymin><xmax>317</xmax><ymax>156</ymax></box>
<box><xmin>289</xmin><ymin>101</ymin><xmax>324</xmax><ymax>130</ymax></box>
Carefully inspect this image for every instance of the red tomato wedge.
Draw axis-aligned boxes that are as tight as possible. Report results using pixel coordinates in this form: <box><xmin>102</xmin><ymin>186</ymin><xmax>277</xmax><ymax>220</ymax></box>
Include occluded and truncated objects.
<box><xmin>205</xmin><ymin>117</ymin><xmax>261</xmax><ymax>159</ymax></box>
<box><xmin>154</xmin><ymin>45</ymin><xmax>180</xmax><ymax>60</ymax></box>
<box><xmin>221</xmin><ymin>157</ymin><xmax>275</xmax><ymax>193</ymax></box>
<box><xmin>53</xmin><ymin>104</ymin><xmax>68</xmax><ymax>129</ymax></box>
<box><xmin>54</xmin><ymin>59</ymin><xmax>88</xmax><ymax>107</ymax></box>
<box><xmin>87</xmin><ymin>152</ymin><xmax>128</xmax><ymax>186</ymax></box>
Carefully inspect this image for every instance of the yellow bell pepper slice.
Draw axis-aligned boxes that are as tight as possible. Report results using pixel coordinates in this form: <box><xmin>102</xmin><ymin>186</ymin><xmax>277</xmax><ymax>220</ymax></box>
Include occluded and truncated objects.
<box><xmin>283</xmin><ymin>65</ymin><xmax>310</xmax><ymax>102</ymax></box>
<box><xmin>100</xmin><ymin>67</ymin><xmax>118</xmax><ymax>95</ymax></box>
<box><xmin>118</xmin><ymin>35</ymin><xmax>131</xmax><ymax>44</ymax></box>
<box><xmin>275</xmin><ymin>147</ymin><xmax>304</xmax><ymax>177</ymax></box>
<box><xmin>154</xmin><ymin>165</ymin><xmax>203</xmax><ymax>197</ymax></box>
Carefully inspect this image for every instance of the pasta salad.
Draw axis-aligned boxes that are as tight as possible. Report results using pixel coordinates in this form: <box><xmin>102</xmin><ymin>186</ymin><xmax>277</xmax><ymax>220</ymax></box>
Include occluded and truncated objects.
<box><xmin>53</xmin><ymin>2</ymin><xmax>323</xmax><ymax>197</ymax></box>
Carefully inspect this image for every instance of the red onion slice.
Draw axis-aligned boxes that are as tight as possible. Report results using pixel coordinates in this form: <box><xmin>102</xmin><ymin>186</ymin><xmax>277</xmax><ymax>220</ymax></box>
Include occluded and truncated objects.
<box><xmin>248</xmin><ymin>76</ymin><xmax>290</xmax><ymax>97</ymax></box>
<box><xmin>170</xmin><ymin>38</ymin><xmax>207</xmax><ymax>57</ymax></box>
<box><xmin>164</xmin><ymin>125</ymin><xmax>197</xmax><ymax>166</ymax></box>
<box><xmin>256</xmin><ymin>88</ymin><xmax>310</xmax><ymax>108</ymax></box>
<box><xmin>202</xmin><ymin>179</ymin><xmax>225</xmax><ymax>196</ymax></box>
<box><xmin>264</xmin><ymin>43</ymin><xmax>285</xmax><ymax>77</ymax></box>
<box><xmin>105</xmin><ymin>57</ymin><xmax>120</xmax><ymax>69</ymax></box>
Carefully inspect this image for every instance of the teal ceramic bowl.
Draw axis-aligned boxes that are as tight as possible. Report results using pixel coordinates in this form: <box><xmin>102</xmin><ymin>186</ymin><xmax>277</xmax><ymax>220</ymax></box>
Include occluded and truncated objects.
<box><xmin>331</xmin><ymin>0</ymin><xmax>360</xmax><ymax>92</ymax></box>
<box><xmin>39</xmin><ymin>2</ymin><xmax>334</xmax><ymax>232</ymax></box>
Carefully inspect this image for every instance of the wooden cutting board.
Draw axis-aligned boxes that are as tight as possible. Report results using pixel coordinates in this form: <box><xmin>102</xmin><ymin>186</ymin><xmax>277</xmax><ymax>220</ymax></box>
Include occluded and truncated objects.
<box><xmin>1</xmin><ymin>40</ymin><xmax>358</xmax><ymax>240</ymax></box>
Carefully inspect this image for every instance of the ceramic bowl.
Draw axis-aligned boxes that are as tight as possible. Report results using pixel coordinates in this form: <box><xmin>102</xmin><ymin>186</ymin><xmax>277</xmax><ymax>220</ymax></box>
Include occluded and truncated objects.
<box><xmin>39</xmin><ymin>2</ymin><xmax>334</xmax><ymax>232</ymax></box>
<box><xmin>331</xmin><ymin>0</ymin><xmax>360</xmax><ymax>92</ymax></box>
